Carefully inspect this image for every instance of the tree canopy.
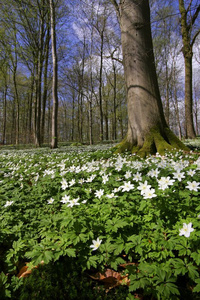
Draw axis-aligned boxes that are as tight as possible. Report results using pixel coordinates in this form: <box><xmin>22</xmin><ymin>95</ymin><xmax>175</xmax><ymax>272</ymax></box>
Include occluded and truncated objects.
<box><xmin>0</xmin><ymin>0</ymin><xmax>199</xmax><ymax>149</ymax></box>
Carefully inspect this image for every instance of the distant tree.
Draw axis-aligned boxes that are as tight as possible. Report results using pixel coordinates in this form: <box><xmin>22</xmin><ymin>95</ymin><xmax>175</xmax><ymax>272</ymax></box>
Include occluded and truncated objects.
<box><xmin>50</xmin><ymin>0</ymin><xmax>59</xmax><ymax>149</ymax></box>
<box><xmin>178</xmin><ymin>0</ymin><xmax>200</xmax><ymax>138</ymax></box>
<box><xmin>0</xmin><ymin>28</ymin><xmax>9</xmax><ymax>145</ymax></box>
<box><xmin>110</xmin><ymin>0</ymin><xmax>188</xmax><ymax>156</ymax></box>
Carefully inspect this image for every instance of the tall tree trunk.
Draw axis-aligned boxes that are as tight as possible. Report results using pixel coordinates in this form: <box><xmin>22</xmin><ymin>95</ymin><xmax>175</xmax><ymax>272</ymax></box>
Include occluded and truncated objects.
<box><xmin>112</xmin><ymin>63</ymin><xmax>117</xmax><ymax>140</ymax></box>
<box><xmin>184</xmin><ymin>55</ymin><xmax>195</xmax><ymax>138</ymax></box>
<box><xmin>35</xmin><ymin>45</ymin><xmax>44</xmax><ymax>146</ymax></box>
<box><xmin>34</xmin><ymin>4</ymin><xmax>46</xmax><ymax>147</ymax></box>
<box><xmin>13</xmin><ymin>65</ymin><xmax>19</xmax><ymax>145</ymax></box>
<box><xmin>178</xmin><ymin>0</ymin><xmax>199</xmax><ymax>138</ymax></box>
<box><xmin>89</xmin><ymin>27</ymin><xmax>94</xmax><ymax>146</ymax></box>
<box><xmin>111</xmin><ymin>0</ymin><xmax>188</xmax><ymax>156</ymax></box>
<box><xmin>41</xmin><ymin>27</ymin><xmax>50</xmax><ymax>145</ymax></box>
<box><xmin>50</xmin><ymin>0</ymin><xmax>58</xmax><ymax>149</ymax></box>
<box><xmin>71</xmin><ymin>89</ymin><xmax>75</xmax><ymax>141</ymax></box>
<box><xmin>99</xmin><ymin>32</ymin><xmax>104</xmax><ymax>141</ymax></box>
<box><xmin>28</xmin><ymin>73</ymin><xmax>35</xmax><ymax>143</ymax></box>
<box><xmin>2</xmin><ymin>85</ymin><xmax>7</xmax><ymax>145</ymax></box>
<box><xmin>193</xmin><ymin>83</ymin><xmax>199</xmax><ymax>136</ymax></box>
<box><xmin>165</xmin><ymin>64</ymin><xmax>170</xmax><ymax>126</ymax></box>
<box><xmin>89</xmin><ymin>99</ymin><xmax>93</xmax><ymax>145</ymax></box>
<box><xmin>104</xmin><ymin>88</ymin><xmax>109</xmax><ymax>140</ymax></box>
<box><xmin>79</xmin><ymin>37</ymin><xmax>86</xmax><ymax>143</ymax></box>
<box><xmin>173</xmin><ymin>75</ymin><xmax>182</xmax><ymax>140</ymax></box>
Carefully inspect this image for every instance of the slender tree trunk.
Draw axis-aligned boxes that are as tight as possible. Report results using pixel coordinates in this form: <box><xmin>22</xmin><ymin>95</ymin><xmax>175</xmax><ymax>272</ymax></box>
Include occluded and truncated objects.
<box><xmin>79</xmin><ymin>37</ymin><xmax>86</xmax><ymax>143</ymax></box>
<box><xmin>118</xmin><ymin>114</ymin><xmax>124</xmax><ymax>140</ymax></box>
<box><xmin>112</xmin><ymin>0</ymin><xmax>188</xmax><ymax>156</ymax></box>
<box><xmin>178</xmin><ymin>0</ymin><xmax>197</xmax><ymax>138</ymax></box>
<box><xmin>35</xmin><ymin>53</ymin><xmax>43</xmax><ymax>146</ymax></box>
<box><xmin>173</xmin><ymin>86</ymin><xmax>182</xmax><ymax>140</ymax></box>
<box><xmin>113</xmin><ymin>63</ymin><xmax>117</xmax><ymax>140</ymax></box>
<box><xmin>184</xmin><ymin>55</ymin><xmax>195</xmax><ymax>138</ymax></box>
<box><xmin>104</xmin><ymin>89</ymin><xmax>109</xmax><ymax>140</ymax></box>
<box><xmin>77</xmin><ymin>93</ymin><xmax>80</xmax><ymax>141</ymax></box>
<box><xmin>50</xmin><ymin>0</ymin><xmax>58</xmax><ymax>149</ymax></box>
<box><xmin>34</xmin><ymin>10</ymin><xmax>45</xmax><ymax>147</ymax></box>
<box><xmin>28</xmin><ymin>73</ymin><xmax>35</xmax><ymax>143</ymax></box>
<box><xmin>99</xmin><ymin>32</ymin><xmax>104</xmax><ymax>141</ymax></box>
<box><xmin>165</xmin><ymin>65</ymin><xmax>170</xmax><ymax>126</ymax></box>
<box><xmin>41</xmin><ymin>27</ymin><xmax>50</xmax><ymax>144</ymax></box>
<box><xmin>193</xmin><ymin>83</ymin><xmax>199</xmax><ymax>136</ymax></box>
<box><xmin>89</xmin><ymin>99</ymin><xmax>93</xmax><ymax>145</ymax></box>
<box><xmin>89</xmin><ymin>28</ymin><xmax>94</xmax><ymax>146</ymax></box>
<box><xmin>71</xmin><ymin>90</ymin><xmax>75</xmax><ymax>141</ymax></box>
<box><xmin>13</xmin><ymin>66</ymin><xmax>19</xmax><ymax>145</ymax></box>
<box><xmin>2</xmin><ymin>85</ymin><xmax>7</xmax><ymax>145</ymax></box>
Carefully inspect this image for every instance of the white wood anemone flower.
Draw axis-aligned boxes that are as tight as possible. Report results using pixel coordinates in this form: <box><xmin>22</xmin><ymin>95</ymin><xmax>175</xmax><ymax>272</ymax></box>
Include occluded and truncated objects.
<box><xmin>179</xmin><ymin>222</ymin><xmax>194</xmax><ymax>238</ymax></box>
<box><xmin>90</xmin><ymin>237</ymin><xmax>102</xmax><ymax>251</ymax></box>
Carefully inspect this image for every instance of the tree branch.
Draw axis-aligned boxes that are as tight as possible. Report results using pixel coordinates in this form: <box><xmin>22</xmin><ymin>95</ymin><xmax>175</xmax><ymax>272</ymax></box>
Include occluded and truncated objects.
<box><xmin>191</xmin><ymin>29</ymin><xmax>200</xmax><ymax>47</ymax></box>
<box><xmin>109</xmin><ymin>0</ymin><xmax>120</xmax><ymax>18</ymax></box>
<box><xmin>186</xmin><ymin>0</ymin><xmax>193</xmax><ymax>13</ymax></box>
<box><xmin>104</xmin><ymin>48</ymin><xmax>123</xmax><ymax>65</ymax></box>
<box><xmin>105</xmin><ymin>55</ymin><xmax>123</xmax><ymax>65</ymax></box>
<box><xmin>189</xmin><ymin>4</ymin><xmax>200</xmax><ymax>28</ymax></box>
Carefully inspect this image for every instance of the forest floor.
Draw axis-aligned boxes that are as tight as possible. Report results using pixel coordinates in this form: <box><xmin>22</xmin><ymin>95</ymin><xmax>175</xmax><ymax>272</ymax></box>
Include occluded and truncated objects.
<box><xmin>0</xmin><ymin>138</ymin><xmax>200</xmax><ymax>300</ymax></box>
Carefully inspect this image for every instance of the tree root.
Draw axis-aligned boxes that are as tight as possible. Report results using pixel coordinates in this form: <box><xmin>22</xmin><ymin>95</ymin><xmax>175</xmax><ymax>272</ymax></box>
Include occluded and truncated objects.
<box><xmin>114</xmin><ymin>127</ymin><xmax>189</xmax><ymax>157</ymax></box>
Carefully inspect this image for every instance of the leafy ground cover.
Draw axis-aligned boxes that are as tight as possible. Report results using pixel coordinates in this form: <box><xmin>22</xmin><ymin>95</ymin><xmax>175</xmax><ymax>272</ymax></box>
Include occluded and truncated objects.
<box><xmin>0</xmin><ymin>144</ymin><xmax>200</xmax><ymax>299</ymax></box>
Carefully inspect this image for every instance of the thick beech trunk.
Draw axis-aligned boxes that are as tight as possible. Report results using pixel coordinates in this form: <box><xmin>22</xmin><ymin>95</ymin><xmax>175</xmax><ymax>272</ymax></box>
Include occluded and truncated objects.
<box><xmin>113</xmin><ymin>0</ymin><xmax>188</xmax><ymax>156</ymax></box>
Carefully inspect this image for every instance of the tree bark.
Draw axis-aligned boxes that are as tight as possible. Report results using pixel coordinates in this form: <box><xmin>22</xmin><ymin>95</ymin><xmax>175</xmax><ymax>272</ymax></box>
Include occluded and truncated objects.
<box><xmin>99</xmin><ymin>31</ymin><xmax>104</xmax><ymax>141</ymax></box>
<box><xmin>2</xmin><ymin>84</ymin><xmax>7</xmax><ymax>145</ymax></box>
<box><xmin>13</xmin><ymin>65</ymin><xmax>19</xmax><ymax>146</ymax></box>
<box><xmin>41</xmin><ymin>26</ymin><xmax>50</xmax><ymax>145</ymax></box>
<box><xmin>184</xmin><ymin>55</ymin><xmax>195</xmax><ymax>138</ymax></box>
<box><xmin>34</xmin><ymin>22</ymin><xmax>44</xmax><ymax>147</ymax></box>
<box><xmin>178</xmin><ymin>0</ymin><xmax>199</xmax><ymax>138</ymax></box>
<box><xmin>71</xmin><ymin>88</ymin><xmax>75</xmax><ymax>141</ymax></box>
<box><xmin>50</xmin><ymin>0</ymin><xmax>59</xmax><ymax>149</ymax></box>
<box><xmin>112</xmin><ymin>0</ymin><xmax>188</xmax><ymax>156</ymax></box>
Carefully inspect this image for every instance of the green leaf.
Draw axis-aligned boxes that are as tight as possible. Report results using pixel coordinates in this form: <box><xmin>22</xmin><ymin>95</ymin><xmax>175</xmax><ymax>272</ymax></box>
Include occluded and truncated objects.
<box><xmin>187</xmin><ymin>264</ymin><xmax>199</xmax><ymax>280</ymax></box>
<box><xmin>0</xmin><ymin>272</ymin><xmax>8</xmax><ymax>285</ymax></box>
<box><xmin>170</xmin><ymin>258</ymin><xmax>187</xmax><ymax>276</ymax></box>
<box><xmin>113</xmin><ymin>243</ymin><xmax>124</xmax><ymax>255</ymax></box>
<box><xmin>191</xmin><ymin>251</ymin><xmax>200</xmax><ymax>265</ymax></box>
<box><xmin>139</xmin><ymin>200</ymin><xmax>147</xmax><ymax>211</ymax></box>
<box><xmin>43</xmin><ymin>251</ymin><xmax>53</xmax><ymax>264</ymax></box>
<box><xmin>87</xmin><ymin>255</ymin><xmax>98</xmax><ymax>269</ymax></box>
<box><xmin>193</xmin><ymin>278</ymin><xmax>200</xmax><ymax>293</ymax></box>
<box><xmin>64</xmin><ymin>248</ymin><xmax>76</xmax><ymax>257</ymax></box>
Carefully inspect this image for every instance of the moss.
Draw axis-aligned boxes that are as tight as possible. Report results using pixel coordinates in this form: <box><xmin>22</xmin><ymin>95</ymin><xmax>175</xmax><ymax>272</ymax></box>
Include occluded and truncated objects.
<box><xmin>164</xmin><ymin>127</ymin><xmax>189</xmax><ymax>151</ymax></box>
<box><xmin>153</xmin><ymin>129</ymin><xmax>173</xmax><ymax>155</ymax></box>
<box><xmin>113</xmin><ymin>126</ymin><xmax>190</xmax><ymax>157</ymax></box>
<box><xmin>137</xmin><ymin>134</ymin><xmax>155</xmax><ymax>157</ymax></box>
<box><xmin>131</xmin><ymin>145</ymin><xmax>140</xmax><ymax>153</ymax></box>
<box><xmin>114</xmin><ymin>137</ymin><xmax>133</xmax><ymax>154</ymax></box>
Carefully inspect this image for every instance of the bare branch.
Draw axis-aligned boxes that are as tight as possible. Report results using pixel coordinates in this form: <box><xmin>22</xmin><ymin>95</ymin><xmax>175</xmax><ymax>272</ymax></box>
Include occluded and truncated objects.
<box><xmin>186</xmin><ymin>0</ymin><xmax>193</xmax><ymax>13</ymax></box>
<box><xmin>189</xmin><ymin>4</ymin><xmax>200</xmax><ymax>28</ymax></box>
<box><xmin>191</xmin><ymin>29</ymin><xmax>200</xmax><ymax>47</ymax></box>
<box><xmin>109</xmin><ymin>0</ymin><xmax>120</xmax><ymax>18</ymax></box>
<box><xmin>104</xmin><ymin>47</ymin><xmax>123</xmax><ymax>64</ymax></box>
<box><xmin>105</xmin><ymin>55</ymin><xmax>123</xmax><ymax>64</ymax></box>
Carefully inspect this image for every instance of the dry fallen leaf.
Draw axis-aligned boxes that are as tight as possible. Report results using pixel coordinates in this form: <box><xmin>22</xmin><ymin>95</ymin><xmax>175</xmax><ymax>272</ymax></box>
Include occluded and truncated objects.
<box><xmin>89</xmin><ymin>268</ymin><xmax>130</xmax><ymax>290</ymax></box>
<box><xmin>17</xmin><ymin>261</ymin><xmax>44</xmax><ymax>279</ymax></box>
